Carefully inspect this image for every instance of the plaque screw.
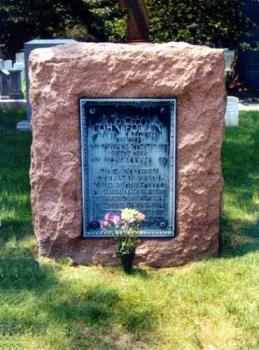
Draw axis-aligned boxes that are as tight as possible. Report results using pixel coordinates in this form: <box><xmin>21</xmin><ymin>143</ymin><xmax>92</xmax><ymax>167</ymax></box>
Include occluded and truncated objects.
<box><xmin>160</xmin><ymin>220</ymin><xmax>168</xmax><ymax>229</ymax></box>
<box><xmin>89</xmin><ymin>221</ymin><xmax>100</xmax><ymax>230</ymax></box>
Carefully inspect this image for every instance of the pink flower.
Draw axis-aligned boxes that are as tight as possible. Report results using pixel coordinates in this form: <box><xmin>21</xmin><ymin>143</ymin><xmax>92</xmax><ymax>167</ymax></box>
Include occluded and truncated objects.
<box><xmin>103</xmin><ymin>212</ymin><xmax>122</xmax><ymax>228</ymax></box>
<box><xmin>138</xmin><ymin>213</ymin><xmax>146</xmax><ymax>221</ymax></box>
<box><xmin>111</xmin><ymin>215</ymin><xmax>122</xmax><ymax>226</ymax></box>
<box><xmin>100</xmin><ymin>220</ymin><xmax>109</xmax><ymax>229</ymax></box>
<box><xmin>104</xmin><ymin>213</ymin><xmax>114</xmax><ymax>221</ymax></box>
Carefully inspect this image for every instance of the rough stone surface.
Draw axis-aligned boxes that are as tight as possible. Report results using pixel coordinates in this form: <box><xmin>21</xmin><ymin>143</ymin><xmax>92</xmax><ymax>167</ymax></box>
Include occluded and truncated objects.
<box><xmin>29</xmin><ymin>42</ymin><xmax>226</xmax><ymax>267</ymax></box>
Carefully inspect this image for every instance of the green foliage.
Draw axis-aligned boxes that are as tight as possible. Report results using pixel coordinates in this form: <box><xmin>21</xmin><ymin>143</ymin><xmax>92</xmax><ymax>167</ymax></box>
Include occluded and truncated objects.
<box><xmin>146</xmin><ymin>0</ymin><xmax>253</xmax><ymax>48</ymax></box>
<box><xmin>240</xmin><ymin>41</ymin><xmax>259</xmax><ymax>51</ymax></box>
<box><xmin>0</xmin><ymin>0</ymin><xmax>107</xmax><ymax>58</ymax></box>
<box><xmin>98</xmin><ymin>0</ymin><xmax>254</xmax><ymax>48</ymax></box>
<box><xmin>0</xmin><ymin>0</ymin><xmax>254</xmax><ymax>58</ymax></box>
<box><xmin>116</xmin><ymin>240</ymin><xmax>135</xmax><ymax>257</ymax></box>
<box><xmin>101</xmin><ymin>209</ymin><xmax>145</xmax><ymax>259</ymax></box>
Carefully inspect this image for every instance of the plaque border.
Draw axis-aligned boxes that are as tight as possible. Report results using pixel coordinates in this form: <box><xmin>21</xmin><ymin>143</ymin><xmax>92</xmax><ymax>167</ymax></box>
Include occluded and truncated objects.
<box><xmin>79</xmin><ymin>98</ymin><xmax>177</xmax><ymax>238</ymax></box>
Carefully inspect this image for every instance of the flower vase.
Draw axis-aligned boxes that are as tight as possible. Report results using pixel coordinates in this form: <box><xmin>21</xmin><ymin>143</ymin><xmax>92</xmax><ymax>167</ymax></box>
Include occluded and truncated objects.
<box><xmin>119</xmin><ymin>250</ymin><xmax>135</xmax><ymax>274</ymax></box>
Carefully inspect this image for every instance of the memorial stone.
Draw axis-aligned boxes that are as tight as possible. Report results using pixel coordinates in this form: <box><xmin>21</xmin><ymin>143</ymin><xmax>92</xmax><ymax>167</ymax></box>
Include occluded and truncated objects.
<box><xmin>9</xmin><ymin>70</ymin><xmax>23</xmax><ymax>99</ymax></box>
<box><xmin>3</xmin><ymin>60</ymin><xmax>12</xmax><ymax>71</ymax></box>
<box><xmin>15</xmin><ymin>52</ymin><xmax>25</xmax><ymax>65</ymax></box>
<box><xmin>24</xmin><ymin>39</ymin><xmax>76</xmax><ymax>120</ymax></box>
<box><xmin>225</xmin><ymin>96</ymin><xmax>239</xmax><ymax>126</ymax></box>
<box><xmin>0</xmin><ymin>70</ymin><xmax>11</xmax><ymax>99</ymax></box>
<box><xmin>29</xmin><ymin>42</ymin><xmax>226</xmax><ymax>267</ymax></box>
<box><xmin>13</xmin><ymin>62</ymin><xmax>24</xmax><ymax>71</ymax></box>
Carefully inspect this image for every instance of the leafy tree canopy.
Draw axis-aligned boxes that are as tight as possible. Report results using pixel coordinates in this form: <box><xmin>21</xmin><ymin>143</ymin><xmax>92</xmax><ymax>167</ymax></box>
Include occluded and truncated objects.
<box><xmin>0</xmin><ymin>0</ymin><xmax>254</xmax><ymax>58</ymax></box>
<box><xmin>102</xmin><ymin>0</ymin><xmax>254</xmax><ymax>48</ymax></box>
<box><xmin>0</xmin><ymin>0</ymin><xmax>107</xmax><ymax>57</ymax></box>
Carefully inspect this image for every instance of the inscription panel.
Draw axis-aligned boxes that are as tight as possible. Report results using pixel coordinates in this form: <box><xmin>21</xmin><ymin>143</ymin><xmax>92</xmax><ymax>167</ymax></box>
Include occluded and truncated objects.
<box><xmin>80</xmin><ymin>99</ymin><xmax>176</xmax><ymax>237</ymax></box>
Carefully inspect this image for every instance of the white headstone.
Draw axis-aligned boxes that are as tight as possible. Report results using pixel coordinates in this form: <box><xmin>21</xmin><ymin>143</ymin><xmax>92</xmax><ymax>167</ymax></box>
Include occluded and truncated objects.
<box><xmin>3</xmin><ymin>60</ymin><xmax>12</xmax><ymax>71</ymax></box>
<box><xmin>13</xmin><ymin>62</ymin><xmax>24</xmax><ymax>71</ymax></box>
<box><xmin>224</xmin><ymin>49</ymin><xmax>235</xmax><ymax>72</ymax></box>
<box><xmin>0</xmin><ymin>69</ymin><xmax>10</xmax><ymax>76</ymax></box>
<box><xmin>15</xmin><ymin>52</ymin><xmax>25</xmax><ymax>64</ymax></box>
<box><xmin>24</xmin><ymin>39</ymin><xmax>76</xmax><ymax>121</ymax></box>
<box><xmin>225</xmin><ymin>96</ymin><xmax>239</xmax><ymax>127</ymax></box>
<box><xmin>16</xmin><ymin>120</ymin><xmax>31</xmax><ymax>131</ymax></box>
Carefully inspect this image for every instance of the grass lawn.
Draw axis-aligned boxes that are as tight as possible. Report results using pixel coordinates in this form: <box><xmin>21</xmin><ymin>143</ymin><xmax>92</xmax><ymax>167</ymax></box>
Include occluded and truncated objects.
<box><xmin>0</xmin><ymin>109</ymin><xmax>258</xmax><ymax>350</ymax></box>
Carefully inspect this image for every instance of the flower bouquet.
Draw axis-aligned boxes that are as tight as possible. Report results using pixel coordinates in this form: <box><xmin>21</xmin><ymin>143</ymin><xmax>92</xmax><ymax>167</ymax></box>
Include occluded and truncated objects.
<box><xmin>101</xmin><ymin>209</ymin><xmax>145</xmax><ymax>273</ymax></box>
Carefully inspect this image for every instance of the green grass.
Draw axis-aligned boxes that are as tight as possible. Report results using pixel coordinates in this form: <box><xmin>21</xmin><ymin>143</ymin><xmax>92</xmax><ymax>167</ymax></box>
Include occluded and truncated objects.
<box><xmin>0</xmin><ymin>109</ymin><xmax>258</xmax><ymax>350</ymax></box>
<box><xmin>0</xmin><ymin>109</ymin><xmax>32</xmax><ymax>246</ymax></box>
<box><xmin>221</xmin><ymin>112</ymin><xmax>259</xmax><ymax>258</ymax></box>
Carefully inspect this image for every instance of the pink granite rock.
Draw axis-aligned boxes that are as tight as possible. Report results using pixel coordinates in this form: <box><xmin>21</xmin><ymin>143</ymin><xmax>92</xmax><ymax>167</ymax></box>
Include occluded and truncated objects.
<box><xmin>29</xmin><ymin>42</ymin><xmax>226</xmax><ymax>267</ymax></box>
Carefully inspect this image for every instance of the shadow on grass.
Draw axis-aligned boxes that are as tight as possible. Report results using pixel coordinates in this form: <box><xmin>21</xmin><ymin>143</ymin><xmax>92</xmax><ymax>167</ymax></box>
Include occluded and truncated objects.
<box><xmin>131</xmin><ymin>267</ymin><xmax>150</xmax><ymax>279</ymax></box>
<box><xmin>0</xmin><ymin>259</ymin><xmax>157</xmax><ymax>343</ymax></box>
<box><xmin>48</xmin><ymin>285</ymin><xmax>120</xmax><ymax>325</ymax></box>
<box><xmin>0</xmin><ymin>314</ymin><xmax>48</xmax><ymax>337</ymax></box>
<box><xmin>0</xmin><ymin>248</ymin><xmax>57</xmax><ymax>291</ymax></box>
<box><xmin>220</xmin><ymin>111</ymin><xmax>259</xmax><ymax>257</ymax></box>
<box><xmin>0</xmin><ymin>219</ymin><xmax>33</xmax><ymax>243</ymax></box>
<box><xmin>0</xmin><ymin>247</ymin><xmax>62</xmax><ymax>339</ymax></box>
<box><xmin>0</xmin><ymin>108</ymin><xmax>26</xmax><ymax>130</ymax></box>
<box><xmin>220</xmin><ymin>217</ymin><xmax>259</xmax><ymax>257</ymax></box>
<box><xmin>0</xmin><ymin>108</ymin><xmax>33</xmax><ymax>243</ymax></box>
<box><xmin>46</xmin><ymin>283</ymin><xmax>157</xmax><ymax>336</ymax></box>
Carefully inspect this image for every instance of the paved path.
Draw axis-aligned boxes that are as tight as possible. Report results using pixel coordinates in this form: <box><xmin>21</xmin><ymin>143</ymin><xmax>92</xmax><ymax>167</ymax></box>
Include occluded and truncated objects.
<box><xmin>0</xmin><ymin>99</ymin><xmax>26</xmax><ymax>110</ymax></box>
<box><xmin>239</xmin><ymin>103</ymin><xmax>259</xmax><ymax>111</ymax></box>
